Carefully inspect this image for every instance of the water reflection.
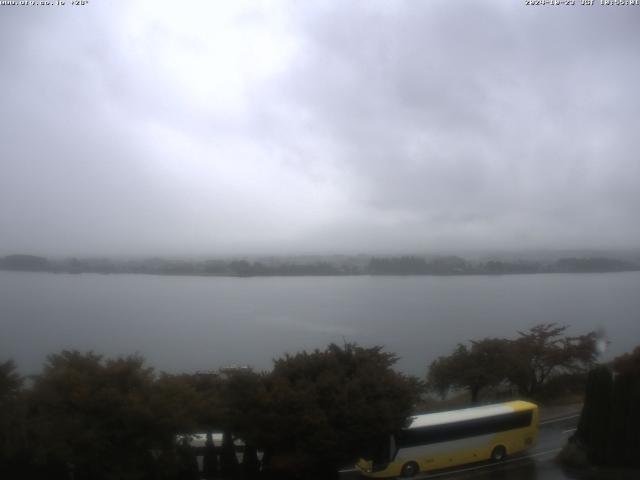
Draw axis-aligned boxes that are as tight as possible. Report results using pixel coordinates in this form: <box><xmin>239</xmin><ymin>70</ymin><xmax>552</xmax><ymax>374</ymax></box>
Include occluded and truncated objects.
<box><xmin>3</xmin><ymin>272</ymin><xmax>640</xmax><ymax>376</ymax></box>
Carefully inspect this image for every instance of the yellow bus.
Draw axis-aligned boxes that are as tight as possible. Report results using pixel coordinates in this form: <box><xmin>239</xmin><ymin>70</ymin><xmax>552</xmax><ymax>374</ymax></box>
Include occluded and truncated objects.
<box><xmin>357</xmin><ymin>400</ymin><xmax>538</xmax><ymax>478</ymax></box>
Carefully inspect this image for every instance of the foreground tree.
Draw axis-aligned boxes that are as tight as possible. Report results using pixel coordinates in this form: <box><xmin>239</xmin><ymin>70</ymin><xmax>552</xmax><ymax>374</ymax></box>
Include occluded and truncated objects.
<box><xmin>151</xmin><ymin>373</ymin><xmax>206</xmax><ymax>442</ymax></box>
<box><xmin>155</xmin><ymin>371</ymin><xmax>224</xmax><ymax>436</ymax></box>
<box><xmin>0</xmin><ymin>360</ymin><xmax>26</xmax><ymax>477</ymax></box>
<box><xmin>608</xmin><ymin>346</ymin><xmax>640</xmax><ymax>466</ymax></box>
<box><xmin>426</xmin><ymin>324</ymin><xmax>598</xmax><ymax>403</ymax></box>
<box><xmin>27</xmin><ymin>351</ymin><xmax>163</xmax><ymax>480</ymax></box>
<box><xmin>572</xmin><ymin>346</ymin><xmax>640</xmax><ymax>468</ymax></box>
<box><xmin>201</xmin><ymin>433</ymin><xmax>218</xmax><ymax>480</ymax></box>
<box><xmin>427</xmin><ymin>338</ymin><xmax>511</xmax><ymax>403</ymax></box>
<box><xmin>575</xmin><ymin>365</ymin><xmax>613</xmax><ymax>465</ymax></box>
<box><xmin>508</xmin><ymin>323</ymin><xmax>597</xmax><ymax>397</ymax></box>
<box><xmin>0</xmin><ymin>359</ymin><xmax>22</xmax><ymax>398</ymax></box>
<box><xmin>254</xmin><ymin>343</ymin><xmax>421</xmax><ymax>479</ymax></box>
<box><xmin>218</xmin><ymin>369</ymin><xmax>266</xmax><ymax>478</ymax></box>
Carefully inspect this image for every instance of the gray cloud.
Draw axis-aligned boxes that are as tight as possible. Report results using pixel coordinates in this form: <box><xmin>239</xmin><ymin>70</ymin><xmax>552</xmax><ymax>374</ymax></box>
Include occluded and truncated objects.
<box><xmin>1</xmin><ymin>1</ymin><xmax>639</xmax><ymax>256</ymax></box>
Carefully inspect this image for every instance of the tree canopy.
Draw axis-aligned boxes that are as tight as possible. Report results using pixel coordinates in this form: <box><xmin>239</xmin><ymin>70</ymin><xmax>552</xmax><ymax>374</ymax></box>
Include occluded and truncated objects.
<box><xmin>427</xmin><ymin>338</ymin><xmax>511</xmax><ymax>403</ymax></box>
<box><xmin>0</xmin><ymin>343</ymin><xmax>422</xmax><ymax>480</ymax></box>
<box><xmin>0</xmin><ymin>360</ymin><xmax>26</xmax><ymax>477</ymax></box>
<box><xmin>575</xmin><ymin>346</ymin><xmax>640</xmax><ymax>468</ymax></box>
<box><xmin>427</xmin><ymin>324</ymin><xmax>598</xmax><ymax>402</ymax></box>
<box><xmin>508</xmin><ymin>324</ymin><xmax>597</xmax><ymax>396</ymax></box>
<box><xmin>249</xmin><ymin>343</ymin><xmax>420</xmax><ymax>477</ymax></box>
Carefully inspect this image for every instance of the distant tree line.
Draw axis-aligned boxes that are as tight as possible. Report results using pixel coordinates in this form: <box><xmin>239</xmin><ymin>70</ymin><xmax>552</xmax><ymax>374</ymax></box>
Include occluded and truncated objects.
<box><xmin>426</xmin><ymin>323</ymin><xmax>599</xmax><ymax>403</ymax></box>
<box><xmin>367</xmin><ymin>256</ymin><xmax>638</xmax><ymax>275</ymax></box>
<box><xmin>0</xmin><ymin>343</ymin><xmax>419</xmax><ymax>480</ymax></box>
<box><xmin>1</xmin><ymin>254</ymin><xmax>638</xmax><ymax>277</ymax></box>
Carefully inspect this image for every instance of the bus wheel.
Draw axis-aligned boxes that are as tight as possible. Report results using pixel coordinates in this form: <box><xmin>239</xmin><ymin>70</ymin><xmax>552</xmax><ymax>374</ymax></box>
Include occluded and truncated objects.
<box><xmin>401</xmin><ymin>461</ymin><xmax>419</xmax><ymax>478</ymax></box>
<box><xmin>491</xmin><ymin>445</ymin><xmax>507</xmax><ymax>462</ymax></box>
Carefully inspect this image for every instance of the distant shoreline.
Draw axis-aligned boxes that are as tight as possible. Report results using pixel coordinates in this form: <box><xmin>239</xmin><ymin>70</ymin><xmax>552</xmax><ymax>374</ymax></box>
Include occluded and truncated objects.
<box><xmin>1</xmin><ymin>252</ymin><xmax>639</xmax><ymax>279</ymax></box>
<box><xmin>3</xmin><ymin>271</ymin><xmax>640</xmax><ymax>282</ymax></box>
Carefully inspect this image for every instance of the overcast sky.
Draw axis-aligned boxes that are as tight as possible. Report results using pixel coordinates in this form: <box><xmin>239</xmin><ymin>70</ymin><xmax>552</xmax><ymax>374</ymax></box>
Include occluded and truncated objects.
<box><xmin>1</xmin><ymin>0</ymin><xmax>639</xmax><ymax>257</ymax></box>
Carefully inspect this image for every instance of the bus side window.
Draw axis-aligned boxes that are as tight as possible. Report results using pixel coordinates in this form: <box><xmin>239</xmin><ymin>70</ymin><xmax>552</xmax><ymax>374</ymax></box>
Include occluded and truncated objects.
<box><xmin>399</xmin><ymin>410</ymin><xmax>534</xmax><ymax>447</ymax></box>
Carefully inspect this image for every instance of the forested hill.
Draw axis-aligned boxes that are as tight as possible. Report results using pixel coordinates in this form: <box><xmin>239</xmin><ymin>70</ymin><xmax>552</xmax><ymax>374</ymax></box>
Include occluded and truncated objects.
<box><xmin>1</xmin><ymin>253</ymin><xmax>638</xmax><ymax>277</ymax></box>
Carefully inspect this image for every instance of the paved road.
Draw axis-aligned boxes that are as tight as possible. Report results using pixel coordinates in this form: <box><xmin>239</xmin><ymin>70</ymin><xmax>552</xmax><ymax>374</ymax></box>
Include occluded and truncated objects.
<box><xmin>339</xmin><ymin>412</ymin><xmax>581</xmax><ymax>480</ymax></box>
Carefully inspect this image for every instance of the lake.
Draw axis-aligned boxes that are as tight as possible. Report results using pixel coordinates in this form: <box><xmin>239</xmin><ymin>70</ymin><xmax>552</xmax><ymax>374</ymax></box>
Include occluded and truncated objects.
<box><xmin>1</xmin><ymin>271</ymin><xmax>639</xmax><ymax>376</ymax></box>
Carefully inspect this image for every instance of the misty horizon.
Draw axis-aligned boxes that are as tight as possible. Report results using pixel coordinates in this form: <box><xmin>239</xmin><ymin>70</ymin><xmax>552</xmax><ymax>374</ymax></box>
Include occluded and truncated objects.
<box><xmin>2</xmin><ymin>2</ymin><xmax>639</xmax><ymax>259</ymax></box>
<box><xmin>3</xmin><ymin>247</ymin><xmax>640</xmax><ymax>262</ymax></box>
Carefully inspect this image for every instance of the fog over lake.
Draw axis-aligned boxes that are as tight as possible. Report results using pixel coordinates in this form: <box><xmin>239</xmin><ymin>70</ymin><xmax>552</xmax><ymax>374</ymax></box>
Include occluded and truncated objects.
<box><xmin>2</xmin><ymin>271</ymin><xmax>639</xmax><ymax>377</ymax></box>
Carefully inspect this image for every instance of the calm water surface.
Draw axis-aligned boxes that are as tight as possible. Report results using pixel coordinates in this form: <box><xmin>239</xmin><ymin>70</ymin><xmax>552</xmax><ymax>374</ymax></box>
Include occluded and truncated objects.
<box><xmin>1</xmin><ymin>271</ymin><xmax>639</xmax><ymax>375</ymax></box>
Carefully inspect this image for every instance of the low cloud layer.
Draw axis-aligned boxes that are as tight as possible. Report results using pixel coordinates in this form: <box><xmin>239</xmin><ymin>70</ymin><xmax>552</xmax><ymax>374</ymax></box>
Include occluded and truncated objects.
<box><xmin>1</xmin><ymin>1</ymin><xmax>639</xmax><ymax>256</ymax></box>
